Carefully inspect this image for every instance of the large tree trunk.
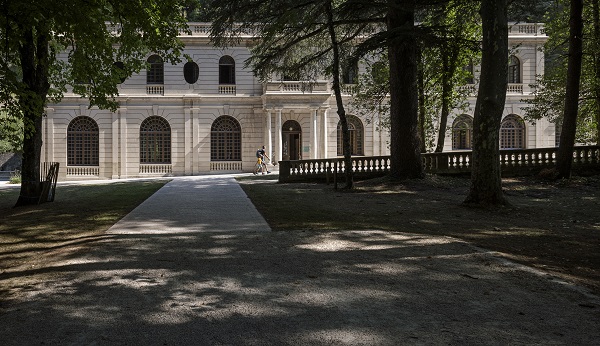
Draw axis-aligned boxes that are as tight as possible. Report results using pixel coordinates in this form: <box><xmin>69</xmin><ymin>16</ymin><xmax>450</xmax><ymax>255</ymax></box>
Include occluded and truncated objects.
<box><xmin>556</xmin><ymin>0</ymin><xmax>584</xmax><ymax>179</ymax></box>
<box><xmin>463</xmin><ymin>0</ymin><xmax>508</xmax><ymax>207</ymax></box>
<box><xmin>417</xmin><ymin>46</ymin><xmax>427</xmax><ymax>153</ymax></box>
<box><xmin>591</xmin><ymin>0</ymin><xmax>600</xmax><ymax>145</ymax></box>
<box><xmin>15</xmin><ymin>26</ymin><xmax>51</xmax><ymax>207</ymax></box>
<box><xmin>435</xmin><ymin>45</ymin><xmax>451</xmax><ymax>153</ymax></box>
<box><xmin>435</xmin><ymin>37</ymin><xmax>460</xmax><ymax>153</ymax></box>
<box><xmin>325</xmin><ymin>0</ymin><xmax>353</xmax><ymax>189</ymax></box>
<box><xmin>387</xmin><ymin>0</ymin><xmax>423</xmax><ymax>180</ymax></box>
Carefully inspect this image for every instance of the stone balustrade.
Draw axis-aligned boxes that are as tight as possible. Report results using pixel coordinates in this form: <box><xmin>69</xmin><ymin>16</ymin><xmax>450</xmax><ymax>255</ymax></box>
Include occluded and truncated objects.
<box><xmin>66</xmin><ymin>166</ymin><xmax>100</xmax><ymax>176</ymax></box>
<box><xmin>279</xmin><ymin>146</ymin><xmax>600</xmax><ymax>183</ymax></box>
<box><xmin>139</xmin><ymin>164</ymin><xmax>172</xmax><ymax>175</ymax></box>
<box><xmin>210</xmin><ymin>161</ymin><xmax>243</xmax><ymax>171</ymax></box>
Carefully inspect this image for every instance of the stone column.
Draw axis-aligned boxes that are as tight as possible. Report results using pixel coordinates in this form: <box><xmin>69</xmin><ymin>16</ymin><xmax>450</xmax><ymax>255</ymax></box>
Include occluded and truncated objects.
<box><xmin>321</xmin><ymin>108</ymin><xmax>328</xmax><ymax>159</ymax></box>
<box><xmin>310</xmin><ymin>107</ymin><xmax>318</xmax><ymax>159</ymax></box>
<box><xmin>275</xmin><ymin>108</ymin><xmax>283</xmax><ymax>163</ymax></box>
<box><xmin>119</xmin><ymin>107</ymin><xmax>127</xmax><ymax>178</ymax></box>
<box><xmin>184</xmin><ymin>107</ymin><xmax>192</xmax><ymax>175</ymax></box>
<box><xmin>192</xmin><ymin>105</ymin><xmax>200</xmax><ymax>175</ymax></box>
<box><xmin>266</xmin><ymin>108</ymin><xmax>273</xmax><ymax>159</ymax></box>
<box><xmin>111</xmin><ymin>110</ymin><xmax>119</xmax><ymax>179</ymax></box>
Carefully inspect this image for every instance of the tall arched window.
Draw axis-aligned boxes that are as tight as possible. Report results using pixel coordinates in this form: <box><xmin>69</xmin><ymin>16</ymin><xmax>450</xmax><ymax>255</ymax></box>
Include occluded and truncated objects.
<box><xmin>184</xmin><ymin>61</ymin><xmax>199</xmax><ymax>84</ymax></box>
<box><xmin>500</xmin><ymin>114</ymin><xmax>525</xmax><ymax>149</ymax></box>
<box><xmin>337</xmin><ymin>115</ymin><xmax>364</xmax><ymax>156</ymax></box>
<box><xmin>147</xmin><ymin>55</ymin><xmax>164</xmax><ymax>84</ymax></box>
<box><xmin>67</xmin><ymin>116</ymin><xmax>99</xmax><ymax>166</ymax></box>
<box><xmin>452</xmin><ymin>115</ymin><xmax>473</xmax><ymax>150</ymax></box>
<box><xmin>140</xmin><ymin>116</ymin><xmax>171</xmax><ymax>163</ymax></box>
<box><xmin>219</xmin><ymin>56</ymin><xmax>235</xmax><ymax>85</ymax></box>
<box><xmin>211</xmin><ymin>116</ymin><xmax>241</xmax><ymax>161</ymax></box>
<box><xmin>508</xmin><ymin>55</ymin><xmax>521</xmax><ymax>83</ymax></box>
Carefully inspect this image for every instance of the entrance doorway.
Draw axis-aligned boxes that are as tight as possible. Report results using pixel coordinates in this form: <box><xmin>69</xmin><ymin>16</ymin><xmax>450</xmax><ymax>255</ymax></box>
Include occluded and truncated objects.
<box><xmin>282</xmin><ymin>120</ymin><xmax>302</xmax><ymax>160</ymax></box>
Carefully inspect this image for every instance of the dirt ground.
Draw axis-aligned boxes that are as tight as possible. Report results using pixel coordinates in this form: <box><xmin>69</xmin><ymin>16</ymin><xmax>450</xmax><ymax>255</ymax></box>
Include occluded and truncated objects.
<box><xmin>240</xmin><ymin>174</ymin><xmax>600</xmax><ymax>296</ymax></box>
<box><xmin>339</xmin><ymin>175</ymin><xmax>600</xmax><ymax>294</ymax></box>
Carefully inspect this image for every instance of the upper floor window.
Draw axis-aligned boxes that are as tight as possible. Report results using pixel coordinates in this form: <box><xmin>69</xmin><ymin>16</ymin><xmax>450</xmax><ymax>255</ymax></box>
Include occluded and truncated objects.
<box><xmin>463</xmin><ymin>62</ymin><xmax>474</xmax><ymax>84</ymax></box>
<box><xmin>184</xmin><ymin>61</ymin><xmax>199</xmax><ymax>84</ymax></box>
<box><xmin>508</xmin><ymin>55</ymin><xmax>521</xmax><ymax>84</ymax></box>
<box><xmin>500</xmin><ymin>114</ymin><xmax>525</xmax><ymax>149</ymax></box>
<box><xmin>113</xmin><ymin>61</ymin><xmax>127</xmax><ymax>84</ymax></box>
<box><xmin>219</xmin><ymin>56</ymin><xmax>235</xmax><ymax>84</ymax></box>
<box><xmin>343</xmin><ymin>62</ymin><xmax>358</xmax><ymax>84</ymax></box>
<box><xmin>337</xmin><ymin>115</ymin><xmax>364</xmax><ymax>156</ymax></box>
<box><xmin>67</xmin><ymin>116</ymin><xmax>99</xmax><ymax>166</ymax></box>
<box><xmin>140</xmin><ymin>116</ymin><xmax>171</xmax><ymax>163</ymax></box>
<box><xmin>147</xmin><ymin>55</ymin><xmax>164</xmax><ymax>85</ymax></box>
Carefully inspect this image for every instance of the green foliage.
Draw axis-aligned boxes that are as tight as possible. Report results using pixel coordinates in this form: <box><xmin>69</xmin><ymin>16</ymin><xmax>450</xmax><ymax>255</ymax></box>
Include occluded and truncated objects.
<box><xmin>8</xmin><ymin>170</ymin><xmax>21</xmax><ymax>184</ymax></box>
<box><xmin>524</xmin><ymin>0</ymin><xmax>599</xmax><ymax>144</ymax></box>
<box><xmin>350</xmin><ymin>0</ymin><xmax>481</xmax><ymax>152</ymax></box>
<box><xmin>0</xmin><ymin>0</ymin><xmax>190</xmax><ymax>120</ymax></box>
<box><xmin>0</xmin><ymin>110</ymin><xmax>23</xmax><ymax>153</ymax></box>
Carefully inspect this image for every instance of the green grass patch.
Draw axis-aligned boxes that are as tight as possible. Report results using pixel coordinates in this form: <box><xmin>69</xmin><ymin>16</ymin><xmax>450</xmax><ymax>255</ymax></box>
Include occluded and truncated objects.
<box><xmin>0</xmin><ymin>180</ymin><xmax>168</xmax><ymax>270</ymax></box>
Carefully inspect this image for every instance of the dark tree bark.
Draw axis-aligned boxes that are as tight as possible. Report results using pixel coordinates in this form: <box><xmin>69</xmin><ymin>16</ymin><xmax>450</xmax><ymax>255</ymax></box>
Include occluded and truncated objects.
<box><xmin>15</xmin><ymin>26</ymin><xmax>51</xmax><ymax>207</ymax></box>
<box><xmin>435</xmin><ymin>37</ymin><xmax>460</xmax><ymax>153</ymax></box>
<box><xmin>591</xmin><ymin>0</ymin><xmax>600</xmax><ymax>145</ymax></box>
<box><xmin>325</xmin><ymin>0</ymin><xmax>353</xmax><ymax>188</ymax></box>
<box><xmin>463</xmin><ymin>0</ymin><xmax>508</xmax><ymax>207</ymax></box>
<box><xmin>417</xmin><ymin>46</ymin><xmax>427</xmax><ymax>153</ymax></box>
<box><xmin>556</xmin><ymin>0</ymin><xmax>584</xmax><ymax>179</ymax></box>
<box><xmin>387</xmin><ymin>0</ymin><xmax>423</xmax><ymax>180</ymax></box>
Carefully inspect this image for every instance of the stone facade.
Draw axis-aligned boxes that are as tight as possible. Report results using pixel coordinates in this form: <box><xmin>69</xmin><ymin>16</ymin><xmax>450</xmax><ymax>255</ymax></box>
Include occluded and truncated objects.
<box><xmin>42</xmin><ymin>23</ymin><xmax>549</xmax><ymax>180</ymax></box>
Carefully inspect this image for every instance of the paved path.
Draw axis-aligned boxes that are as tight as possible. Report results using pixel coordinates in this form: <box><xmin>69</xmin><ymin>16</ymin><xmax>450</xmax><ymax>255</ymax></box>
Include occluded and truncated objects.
<box><xmin>1</xmin><ymin>175</ymin><xmax>599</xmax><ymax>345</ymax></box>
<box><xmin>107</xmin><ymin>175</ymin><xmax>271</xmax><ymax>234</ymax></box>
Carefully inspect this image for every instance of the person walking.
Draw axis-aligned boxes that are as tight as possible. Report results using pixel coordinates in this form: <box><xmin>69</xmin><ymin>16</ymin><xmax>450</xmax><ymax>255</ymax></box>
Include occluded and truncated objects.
<box><xmin>254</xmin><ymin>145</ymin><xmax>271</xmax><ymax>175</ymax></box>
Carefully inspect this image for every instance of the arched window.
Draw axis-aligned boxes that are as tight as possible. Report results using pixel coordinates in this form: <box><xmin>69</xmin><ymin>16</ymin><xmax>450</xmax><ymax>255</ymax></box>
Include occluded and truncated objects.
<box><xmin>500</xmin><ymin>114</ymin><xmax>525</xmax><ymax>149</ymax></box>
<box><xmin>337</xmin><ymin>115</ymin><xmax>364</xmax><ymax>156</ymax></box>
<box><xmin>67</xmin><ymin>116</ymin><xmax>99</xmax><ymax>166</ymax></box>
<box><xmin>147</xmin><ymin>55</ymin><xmax>164</xmax><ymax>84</ymax></box>
<box><xmin>219</xmin><ymin>56</ymin><xmax>235</xmax><ymax>85</ymax></box>
<box><xmin>343</xmin><ymin>62</ymin><xmax>358</xmax><ymax>84</ymax></box>
<box><xmin>452</xmin><ymin>115</ymin><xmax>473</xmax><ymax>150</ymax></box>
<box><xmin>140</xmin><ymin>116</ymin><xmax>171</xmax><ymax>163</ymax></box>
<box><xmin>211</xmin><ymin>116</ymin><xmax>241</xmax><ymax>161</ymax></box>
<box><xmin>184</xmin><ymin>61</ymin><xmax>199</xmax><ymax>84</ymax></box>
<box><xmin>508</xmin><ymin>55</ymin><xmax>521</xmax><ymax>84</ymax></box>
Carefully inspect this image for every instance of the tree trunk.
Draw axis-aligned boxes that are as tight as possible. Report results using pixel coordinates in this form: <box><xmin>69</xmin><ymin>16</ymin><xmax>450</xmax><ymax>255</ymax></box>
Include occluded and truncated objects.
<box><xmin>592</xmin><ymin>0</ymin><xmax>600</xmax><ymax>146</ymax></box>
<box><xmin>417</xmin><ymin>46</ymin><xmax>427</xmax><ymax>153</ymax></box>
<box><xmin>463</xmin><ymin>0</ymin><xmax>508</xmax><ymax>207</ymax></box>
<box><xmin>435</xmin><ymin>36</ymin><xmax>461</xmax><ymax>153</ymax></box>
<box><xmin>325</xmin><ymin>0</ymin><xmax>353</xmax><ymax>189</ymax></box>
<box><xmin>435</xmin><ymin>45</ymin><xmax>451</xmax><ymax>153</ymax></box>
<box><xmin>15</xmin><ymin>26</ymin><xmax>51</xmax><ymax>207</ymax></box>
<box><xmin>556</xmin><ymin>0</ymin><xmax>584</xmax><ymax>179</ymax></box>
<box><xmin>387</xmin><ymin>0</ymin><xmax>423</xmax><ymax>180</ymax></box>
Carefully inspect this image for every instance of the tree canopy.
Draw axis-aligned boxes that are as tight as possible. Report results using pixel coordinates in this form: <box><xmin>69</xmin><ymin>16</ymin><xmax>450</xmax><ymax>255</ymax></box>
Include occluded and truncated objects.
<box><xmin>1</xmin><ymin>0</ymin><xmax>189</xmax><ymax>205</ymax></box>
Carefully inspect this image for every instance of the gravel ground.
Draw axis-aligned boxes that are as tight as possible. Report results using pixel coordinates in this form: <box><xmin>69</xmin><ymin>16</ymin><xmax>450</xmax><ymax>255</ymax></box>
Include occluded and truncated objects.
<box><xmin>1</xmin><ymin>175</ymin><xmax>599</xmax><ymax>345</ymax></box>
<box><xmin>0</xmin><ymin>229</ymin><xmax>599</xmax><ymax>345</ymax></box>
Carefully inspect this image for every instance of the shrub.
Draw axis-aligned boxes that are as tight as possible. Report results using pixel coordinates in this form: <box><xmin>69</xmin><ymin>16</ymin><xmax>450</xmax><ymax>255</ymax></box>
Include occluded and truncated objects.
<box><xmin>8</xmin><ymin>170</ymin><xmax>21</xmax><ymax>184</ymax></box>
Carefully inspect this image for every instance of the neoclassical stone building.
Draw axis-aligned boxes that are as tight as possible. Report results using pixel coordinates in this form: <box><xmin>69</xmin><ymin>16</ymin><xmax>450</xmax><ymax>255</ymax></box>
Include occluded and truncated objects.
<box><xmin>42</xmin><ymin>23</ymin><xmax>550</xmax><ymax>180</ymax></box>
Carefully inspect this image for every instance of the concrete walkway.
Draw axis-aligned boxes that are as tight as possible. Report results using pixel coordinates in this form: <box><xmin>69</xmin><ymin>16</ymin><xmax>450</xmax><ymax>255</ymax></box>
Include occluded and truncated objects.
<box><xmin>107</xmin><ymin>175</ymin><xmax>271</xmax><ymax>234</ymax></box>
<box><xmin>1</xmin><ymin>174</ymin><xmax>600</xmax><ymax>345</ymax></box>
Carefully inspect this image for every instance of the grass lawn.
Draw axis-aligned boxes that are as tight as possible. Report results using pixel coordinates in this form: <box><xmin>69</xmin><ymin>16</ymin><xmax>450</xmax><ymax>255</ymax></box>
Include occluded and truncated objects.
<box><xmin>238</xmin><ymin>174</ymin><xmax>600</xmax><ymax>295</ymax></box>
<box><xmin>0</xmin><ymin>180</ymin><xmax>168</xmax><ymax>271</ymax></box>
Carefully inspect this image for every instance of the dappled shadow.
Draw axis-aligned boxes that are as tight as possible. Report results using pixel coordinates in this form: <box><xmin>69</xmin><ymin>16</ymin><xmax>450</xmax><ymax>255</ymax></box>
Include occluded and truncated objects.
<box><xmin>1</xmin><ymin>230</ymin><xmax>598</xmax><ymax>345</ymax></box>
